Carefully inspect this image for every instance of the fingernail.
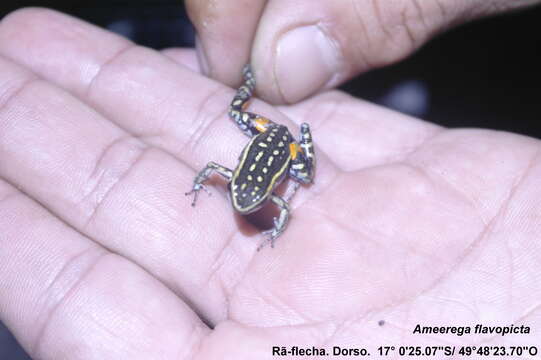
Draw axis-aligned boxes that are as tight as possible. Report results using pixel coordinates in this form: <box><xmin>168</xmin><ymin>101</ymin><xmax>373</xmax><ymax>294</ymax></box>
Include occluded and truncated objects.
<box><xmin>195</xmin><ymin>35</ymin><xmax>210</xmax><ymax>76</ymax></box>
<box><xmin>275</xmin><ymin>25</ymin><xmax>340</xmax><ymax>103</ymax></box>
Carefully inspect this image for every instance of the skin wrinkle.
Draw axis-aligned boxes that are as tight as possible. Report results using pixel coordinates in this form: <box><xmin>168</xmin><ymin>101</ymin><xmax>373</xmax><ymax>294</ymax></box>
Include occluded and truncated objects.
<box><xmin>411</xmin><ymin>0</ymin><xmax>429</xmax><ymax>30</ymax></box>
<box><xmin>32</xmin><ymin>251</ymin><xmax>110</xmax><ymax>357</ymax></box>
<box><xmin>288</xmin><ymin>319</ymin><xmax>340</xmax><ymax>347</ymax></box>
<box><xmin>82</xmin><ymin>310</ymin><xmax>130</xmax><ymax>347</ymax></box>
<box><xmin>516</xmin><ymin>303</ymin><xmax>541</xmax><ymax>324</ymax></box>
<box><xmin>178</xmin><ymin>323</ymin><xmax>207</xmax><ymax>360</ymax></box>
<box><xmin>400</xmin><ymin>9</ymin><xmax>417</xmax><ymax>50</ymax></box>
<box><xmin>371</xmin><ymin>0</ymin><xmax>395</xmax><ymax>46</ymax></box>
<box><xmin>300</xmin><ymin>93</ymin><xmax>343</xmax><ymax>135</ymax></box>
<box><xmin>180</xmin><ymin>85</ymin><xmax>232</xmax><ymax>159</ymax></box>
<box><xmin>435</xmin><ymin>0</ymin><xmax>448</xmax><ymax>19</ymax></box>
<box><xmin>0</xmin><ymin>187</ymin><xmax>22</xmax><ymax>204</ymax></box>
<box><xmin>350</xmin><ymin>0</ymin><xmax>376</xmax><ymax>69</ymax></box>
<box><xmin>502</xmin><ymin>232</ymin><xmax>516</xmax><ymax>312</ymax></box>
<box><xmin>204</xmin><ymin>228</ymin><xmax>242</xmax><ymax>299</ymax></box>
<box><xmin>79</xmin><ymin>134</ymin><xmax>146</xmax><ymax>206</ymax></box>
<box><xmin>399</xmin><ymin>127</ymin><xmax>445</xmax><ymax>163</ymax></box>
<box><xmin>423</xmin><ymin>294</ymin><xmax>480</xmax><ymax>318</ymax></box>
<box><xmin>317</xmin><ymin>319</ymin><xmax>348</xmax><ymax>349</ymax></box>
<box><xmin>0</xmin><ymin>75</ymin><xmax>40</xmax><ymax>113</ymax></box>
<box><xmin>401</xmin><ymin>160</ymin><xmax>485</xmax><ymax>225</ymax></box>
<box><xmin>219</xmin><ymin>232</ymin><xmax>268</xmax><ymax>319</ymax></box>
<box><xmin>83</xmin><ymin>42</ymin><xmax>135</xmax><ymax>99</ymax></box>
<box><xmin>253</xmin><ymin>286</ymin><xmax>312</xmax><ymax>325</ymax></box>
<box><xmin>40</xmin><ymin>246</ymin><xmax>98</xmax><ymax>307</ymax></box>
<box><xmin>81</xmin><ymin>144</ymin><xmax>150</xmax><ymax>230</ymax></box>
<box><xmin>304</xmin><ymin>203</ymin><xmax>381</xmax><ymax>248</ymax></box>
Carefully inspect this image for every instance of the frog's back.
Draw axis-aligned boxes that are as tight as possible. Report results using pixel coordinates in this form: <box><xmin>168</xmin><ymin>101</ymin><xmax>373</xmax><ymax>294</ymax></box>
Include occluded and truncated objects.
<box><xmin>231</xmin><ymin>126</ymin><xmax>292</xmax><ymax>213</ymax></box>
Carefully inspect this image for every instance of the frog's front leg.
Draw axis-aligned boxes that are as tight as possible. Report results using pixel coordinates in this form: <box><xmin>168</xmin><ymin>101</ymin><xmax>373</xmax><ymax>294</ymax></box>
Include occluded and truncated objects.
<box><xmin>185</xmin><ymin>161</ymin><xmax>232</xmax><ymax>206</ymax></box>
<box><xmin>259</xmin><ymin>194</ymin><xmax>290</xmax><ymax>250</ymax></box>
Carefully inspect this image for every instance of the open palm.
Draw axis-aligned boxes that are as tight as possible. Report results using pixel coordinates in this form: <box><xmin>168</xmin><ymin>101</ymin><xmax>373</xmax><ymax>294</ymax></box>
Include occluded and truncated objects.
<box><xmin>0</xmin><ymin>9</ymin><xmax>539</xmax><ymax>360</ymax></box>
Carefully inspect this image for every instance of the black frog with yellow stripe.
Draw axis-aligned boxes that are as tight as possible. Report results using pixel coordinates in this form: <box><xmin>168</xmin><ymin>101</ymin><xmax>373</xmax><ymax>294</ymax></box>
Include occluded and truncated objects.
<box><xmin>186</xmin><ymin>65</ymin><xmax>315</xmax><ymax>248</ymax></box>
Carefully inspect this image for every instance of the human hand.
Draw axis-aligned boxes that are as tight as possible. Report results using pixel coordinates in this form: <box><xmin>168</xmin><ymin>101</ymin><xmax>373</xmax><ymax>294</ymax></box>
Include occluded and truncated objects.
<box><xmin>186</xmin><ymin>0</ymin><xmax>541</xmax><ymax>104</ymax></box>
<box><xmin>0</xmin><ymin>9</ymin><xmax>539</xmax><ymax>359</ymax></box>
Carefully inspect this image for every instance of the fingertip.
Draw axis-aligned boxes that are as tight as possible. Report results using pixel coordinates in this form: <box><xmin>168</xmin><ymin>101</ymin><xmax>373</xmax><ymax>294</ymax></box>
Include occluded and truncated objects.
<box><xmin>275</xmin><ymin>25</ymin><xmax>342</xmax><ymax>103</ymax></box>
<box><xmin>185</xmin><ymin>0</ymin><xmax>267</xmax><ymax>87</ymax></box>
<box><xmin>251</xmin><ymin>4</ymin><xmax>347</xmax><ymax>104</ymax></box>
<box><xmin>1</xmin><ymin>6</ymin><xmax>53</xmax><ymax>24</ymax></box>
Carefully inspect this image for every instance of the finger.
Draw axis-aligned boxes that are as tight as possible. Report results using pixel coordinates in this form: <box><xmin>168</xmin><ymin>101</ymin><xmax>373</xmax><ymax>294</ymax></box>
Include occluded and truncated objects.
<box><xmin>185</xmin><ymin>0</ymin><xmax>268</xmax><ymax>86</ymax></box>
<box><xmin>0</xmin><ymin>180</ymin><xmax>207</xmax><ymax>359</ymax></box>
<box><xmin>251</xmin><ymin>0</ymin><xmax>541</xmax><ymax>104</ymax></box>
<box><xmin>0</xmin><ymin>54</ymin><xmax>243</xmax><ymax>325</ymax></box>
<box><xmin>279</xmin><ymin>90</ymin><xmax>441</xmax><ymax>171</ymax></box>
<box><xmin>161</xmin><ymin>47</ymin><xmax>201</xmax><ymax>72</ymax></box>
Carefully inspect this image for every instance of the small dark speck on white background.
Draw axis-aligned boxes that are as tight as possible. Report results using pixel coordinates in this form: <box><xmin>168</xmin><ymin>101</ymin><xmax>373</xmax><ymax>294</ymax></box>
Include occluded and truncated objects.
<box><xmin>378</xmin><ymin>320</ymin><xmax>385</xmax><ymax>326</ymax></box>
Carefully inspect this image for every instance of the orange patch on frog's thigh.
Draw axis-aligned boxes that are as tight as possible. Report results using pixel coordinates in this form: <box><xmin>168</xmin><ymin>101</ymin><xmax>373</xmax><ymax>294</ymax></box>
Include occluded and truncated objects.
<box><xmin>289</xmin><ymin>143</ymin><xmax>303</xmax><ymax>160</ymax></box>
<box><xmin>255</xmin><ymin>117</ymin><xmax>270</xmax><ymax>132</ymax></box>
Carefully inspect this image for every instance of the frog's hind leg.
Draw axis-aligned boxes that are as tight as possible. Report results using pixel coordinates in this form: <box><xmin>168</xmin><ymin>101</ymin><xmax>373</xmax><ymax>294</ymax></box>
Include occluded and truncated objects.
<box><xmin>185</xmin><ymin>161</ymin><xmax>232</xmax><ymax>206</ymax></box>
<box><xmin>299</xmin><ymin>123</ymin><xmax>315</xmax><ymax>166</ymax></box>
<box><xmin>258</xmin><ymin>194</ymin><xmax>290</xmax><ymax>250</ymax></box>
<box><xmin>289</xmin><ymin>123</ymin><xmax>316</xmax><ymax>184</ymax></box>
<box><xmin>228</xmin><ymin>64</ymin><xmax>276</xmax><ymax>137</ymax></box>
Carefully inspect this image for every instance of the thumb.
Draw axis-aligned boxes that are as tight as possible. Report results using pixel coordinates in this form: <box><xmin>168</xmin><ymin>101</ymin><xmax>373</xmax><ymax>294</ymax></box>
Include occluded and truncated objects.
<box><xmin>251</xmin><ymin>0</ymin><xmax>540</xmax><ymax>104</ymax></box>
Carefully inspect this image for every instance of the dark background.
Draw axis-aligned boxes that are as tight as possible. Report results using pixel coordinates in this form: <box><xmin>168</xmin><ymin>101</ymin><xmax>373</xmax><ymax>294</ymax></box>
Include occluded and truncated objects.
<box><xmin>0</xmin><ymin>1</ymin><xmax>540</xmax><ymax>359</ymax></box>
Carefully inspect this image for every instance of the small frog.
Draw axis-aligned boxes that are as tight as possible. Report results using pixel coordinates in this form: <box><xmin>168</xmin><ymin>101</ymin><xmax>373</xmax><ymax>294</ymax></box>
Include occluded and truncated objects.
<box><xmin>186</xmin><ymin>65</ymin><xmax>315</xmax><ymax>248</ymax></box>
